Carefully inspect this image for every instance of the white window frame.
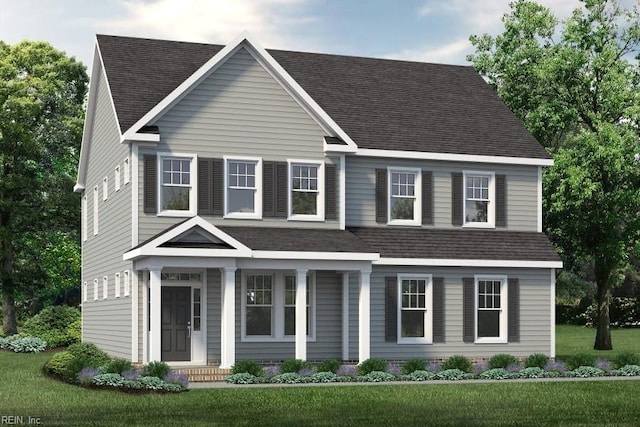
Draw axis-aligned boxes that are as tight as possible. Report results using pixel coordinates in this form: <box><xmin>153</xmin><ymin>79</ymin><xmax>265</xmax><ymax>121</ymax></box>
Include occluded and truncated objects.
<box><xmin>103</xmin><ymin>177</ymin><xmax>108</xmax><ymax>201</ymax></box>
<box><xmin>387</xmin><ymin>167</ymin><xmax>422</xmax><ymax>226</ymax></box>
<box><xmin>223</xmin><ymin>156</ymin><xmax>262</xmax><ymax>219</ymax></box>
<box><xmin>93</xmin><ymin>186</ymin><xmax>99</xmax><ymax>236</ymax></box>
<box><xmin>397</xmin><ymin>273</ymin><xmax>433</xmax><ymax>344</ymax></box>
<box><xmin>82</xmin><ymin>196</ymin><xmax>87</xmax><ymax>242</ymax></box>
<box><xmin>283</xmin><ymin>274</ymin><xmax>314</xmax><ymax>339</ymax></box>
<box><xmin>463</xmin><ymin>171</ymin><xmax>495</xmax><ymax>228</ymax></box>
<box><xmin>123</xmin><ymin>157</ymin><xmax>130</xmax><ymax>185</ymax></box>
<box><xmin>115</xmin><ymin>272</ymin><xmax>121</xmax><ymax>298</ymax></box>
<box><xmin>241</xmin><ymin>271</ymin><xmax>316</xmax><ymax>342</ymax></box>
<box><xmin>83</xmin><ymin>282</ymin><xmax>87</xmax><ymax>303</ymax></box>
<box><xmin>93</xmin><ymin>278</ymin><xmax>98</xmax><ymax>301</ymax></box>
<box><xmin>115</xmin><ymin>165</ymin><xmax>121</xmax><ymax>192</ymax></box>
<box><xmin>123</xmin><ymin>270</ymin><xmax>130</xmax><ymax>297</ymax></box>
<box><xmin>474</xmin><ymin>275</ymin><xmax>508</xmax><ymax>344</ymax></box>
<box><xmin>103</xmin><ymin>276</ymin><xmax>108</xmax><ymax>300</ymax></box>
<box><xmin>288</xmin><ymin>159</ymin><xmax>324</xmax><ymax>221</ymax></box>
<box><xmin>157</xmin><ymin>152</ymin><xmax>197</xmax><ymax>217</ymax></box>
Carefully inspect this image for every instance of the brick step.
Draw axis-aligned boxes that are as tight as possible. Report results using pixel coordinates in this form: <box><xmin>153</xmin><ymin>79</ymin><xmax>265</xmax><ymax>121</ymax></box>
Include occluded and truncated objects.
<box><xmin>174</xmin><ymin>367</ymin><xmax>231</xmax><ymax>383</ymax></box>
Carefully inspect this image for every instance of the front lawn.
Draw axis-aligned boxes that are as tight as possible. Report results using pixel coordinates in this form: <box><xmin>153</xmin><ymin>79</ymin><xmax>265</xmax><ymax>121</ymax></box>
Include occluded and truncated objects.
<box><xmin>556</xmin><ymin>325</ymin><xmax>640</xmax><ymax>360</ymax></box>
<box><xmin>2</xmin><ymin>351</ymin><xmax>640</xmax><ymax>426</ymax></box>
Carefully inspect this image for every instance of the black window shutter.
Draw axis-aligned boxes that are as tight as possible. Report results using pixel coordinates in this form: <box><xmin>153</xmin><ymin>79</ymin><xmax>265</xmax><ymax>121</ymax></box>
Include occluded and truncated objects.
<box><xmin>422</xmin><ymin>171</ymin><xmax>433</xmax><ymax>225</ymax></box>
<box><xmin>198</xmin><ymin>158</ymin><xmax>212</xmax><ymax>215</ymax></box>
<box><xmin>463</xmin><ymin>277</ymin><xmax>475</xmax><ymax>343</ymax></box>
<box><xmin>143</xmin><ymin>155</ymin><xmax>157</xmax><ymax>214</ymax></box>
<box><xmin>212</xmin><ymin>159</ymin><xmax>224</xmax><ymax>216</ymax></box>
<box><xmin>385</xmin><ymin>276</ymin><xmax>397</xmax><ymax>342</ymax></box>
<box><xmin>275</xmin><ymin>162</ymin><xmax>288</xmax><ymax>218</ymax></box>
<box><xmin>375</xmin><ymin>169</ymin><xmax>387</xmax><ymax>223</ymax></box>
<box><xmin>508</xmin><ymin>278</ymin><xmax>520</xmax><ymax>342</ymax></box>
<box><xmin>452</xmin><ymin>172</ymin><xmax>463</xmax><ymax>226</ymax></box>
<box><xmin>263</xmin><ymin>161</ymin><xmax>276</xmax><ymax>217</ymax></box>
<box><xmin>325</xmin><ymin>164</ymin><xmax>337</xmax><ymax>220</ymax></box>
<box><xmin>496</xmin><ymin>174</ymin><xmax>507</xmax><ymax>227</ymax></box>
<box><xmin>432</xmin><ymin>277</ymin><xmax>445</xmax><ymax>343</ymax></box>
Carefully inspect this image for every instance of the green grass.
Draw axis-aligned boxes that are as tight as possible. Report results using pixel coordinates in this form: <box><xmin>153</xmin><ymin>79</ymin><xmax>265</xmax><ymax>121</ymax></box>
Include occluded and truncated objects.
<box><xmin>2</xmin><ymin>350</ymin><xmax>640</xmax><ymax>426</ymax></box>
<box><xmin>555</xmin><ymin>325</ymin><xmax>640</xmax><ymax>360</ymax></box>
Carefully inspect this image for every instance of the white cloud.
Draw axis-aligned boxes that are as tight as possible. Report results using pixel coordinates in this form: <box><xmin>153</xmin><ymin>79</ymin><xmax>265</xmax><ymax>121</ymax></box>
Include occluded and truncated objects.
<box><xmin>385</xmin><ymin>38</ymin><xmax>471</xmax><ymax>65</ymax></box>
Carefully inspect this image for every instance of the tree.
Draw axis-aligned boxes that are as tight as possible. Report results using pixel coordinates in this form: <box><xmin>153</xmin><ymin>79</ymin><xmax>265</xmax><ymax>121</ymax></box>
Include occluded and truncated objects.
<box><xmin>0</xmin><ymin>41</ymin><xmax>87</xmax><ymax>335</ymax></box>
<box><xmin>468</xmin><ymin>0</ymin><xmax>640</xmax><ymax>349</ymax></box>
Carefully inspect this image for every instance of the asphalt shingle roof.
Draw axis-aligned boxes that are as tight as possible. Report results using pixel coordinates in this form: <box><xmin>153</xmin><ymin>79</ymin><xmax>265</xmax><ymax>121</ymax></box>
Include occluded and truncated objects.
<box><xmin>96</xmin><ymin>34</ymin><xmax>550</xmax><ymax>159</ymax></box>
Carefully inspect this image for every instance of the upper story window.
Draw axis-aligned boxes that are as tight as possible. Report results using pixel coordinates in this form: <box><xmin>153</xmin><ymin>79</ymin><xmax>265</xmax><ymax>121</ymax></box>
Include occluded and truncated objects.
<box><xmin>225</xmin><ymin>158</ymin><xmax>261</xmax><ymax>218</ymax></box>
<box><xmin>464</xmin><ymin>171</ymin><xmax>495</xmax><ymax>228</ymax></box>
<box><xmin>388</xmin><ymin>168</ymin><xmax>421</xmax><ymax>226</ymax></box>
<box><xmin>289</xmin><ymin>160</ymin><xmax>324</xmax><ymax>221</ymax></box>
<box><xmin>475</xmin><ymin>275</ymin><xmax>507</xmax><ymax>343</ymax></box>
<box><xmin>158</xmin><ymin>154</ymin><xmax>196</xmax><ymax>216</ymax></box>
<box><xmin>398</xmin><ymin>274</ymin><xmax>432</xmax><ymax>344</ymax></box>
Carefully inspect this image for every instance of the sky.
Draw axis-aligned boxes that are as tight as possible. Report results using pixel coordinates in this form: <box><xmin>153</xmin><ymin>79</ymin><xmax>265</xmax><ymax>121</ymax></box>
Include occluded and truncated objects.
<box><xmin>0</xmin><ymin>0</ymin><xmax>586</xmax><ymax>71</ymax></box>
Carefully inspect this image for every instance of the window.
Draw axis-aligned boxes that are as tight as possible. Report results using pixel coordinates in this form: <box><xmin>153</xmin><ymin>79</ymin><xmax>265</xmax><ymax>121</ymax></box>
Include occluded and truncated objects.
<box><xmin>83</xmin><ymin>282</ymin><xmax>87</xmax><ymax>303</ymax></box>
<box><xmin>123</xmin><ymin>157</ymin><xmax>130</xmax><ymax>184</ymax></box>
<box><xmin>464</xmin><ymin>172</ymin><xmax>495</xmax><ymax>227</ymax></box>
<box><xmin>82</xmin><ymin>196</ymin><xmax>87</xmax><ymax>241</ymax></box>
<box><xmin>93</xmin><ymin>278</ymin><xmax>98</xmax><ymax>301</ymax></box>
<box><xmin>103</xmin><ymin>177</ymin><xmax>108</xmax><ymax>201</ymax></box>
<box><xmin>388</xmin><ymin>168</ymin><xmax>421</xmax><ymax>225</ymax></box>
<box><xmin>193</xmin><ymin>288</ymin><xmax>201</xmax><ymax>331</ymax></box>
<box><xmin>398</xmin><ymin>274</ymin><xmax>432</xmax><ymax>343</ymax></box>
<box><xmin>123</xmin><ymin>270</ymin><xmax>130</xmax><ymax>297</ymax></box>
<box><xmin>289</xmin><ymin>161</ymin><xmax>324</xmax><ymax>220</ymax></box>
<box><xmin>115</xmin><ymin>165</ymin><xmax>121</xmax><ymax>192</ymax></box>
<box><xmin>103</xmin><ymin>276</ymin><xmax>108</xmax><ymax>300</ymax></box>
<box><xmin>225</xmin><ymin>159</ymin><xmax>260</xmax><ymax>217</ymax></box>
<box><xmin>93</xmin><ymin>186</ymin><xmax>99</xmax><ymax>235</ymax></box>
<box><xmin>243</xmin><ymin>272</ymin><xmax>315</xmax><ymax>340</ymax></box>
<box><xmin>115</xmin><ymin>273</ymin><xmax>120</xmax><ymax>298</ymax></box>
<box><xmin>475</xmin><ymin>276</ymin><xmax>507</xmax><ymax>343</ymax></box>
<box><xmin>159</xmin><ymin>155</ymin><xmax>195</xmax><ymax>215</ymax></box>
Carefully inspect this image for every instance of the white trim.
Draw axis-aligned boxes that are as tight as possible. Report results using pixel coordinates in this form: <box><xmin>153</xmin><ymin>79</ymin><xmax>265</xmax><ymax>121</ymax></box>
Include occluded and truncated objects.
<box><xmin>339</xmin><ymin>155</ymin><xmax>346</xmax><ymax>230</ymax></box>
<box><xmin>295</xmin><ymin>268</ymin><xmax>309</xmax><ymax>360</ymax></box>
<box><xmin>131</xmin><ymin>269</ymin><xmax>138</xmax><ymax>362</ymax></box>
<box><xmin>103</xmin><ymin>276</ymin><xmax>108</xmax><ymax>300</ymax></box>
<box><xmin>287</xmin><ymin>159</ymin><xmax>325</xmax><ymax>222</ymax></box>
<box><xmin>474</xmin><ymin>275</ymin><xmax>508</xmax><ymax>344</ymax></box>
<box><xmin>142</xmin><ymin>271</ymin><xmax>149</xmax><ymax>363</ymax></box>
<box><xmin>375</xmin><ymin>258</ymin><xmax>563</xmax><ymax>268</ymax></box>
<box><xmin>121</xmin><ymin>133</ymin><xmax>160</xmax><ymax>144</ymax></box>
<box><xmin>358</xmin><ymin>269</ymin><xmax>371</xmax><ymax>363</ymax></box>
<box><xmin>149</xmin><ymin>267</ymin><xmax>162</xmax><ymax>362</ymax></box>
<box><xmin>103</xmin><ymin>176</ymin><xmax>108</xmax><ymax>201</ymax></box>
<box><xmin>115</xmin><ymin>272</ymin><xmax>121</xmax><ymax>298</ymax></box>
<box><xmin>397</xmin><ymin>273</ymin><xmax>433</xmax><ymax>344</ymax></box>
<box><xmin>157</xmin><ymin>152</ymin><xmax>198</xmax><ymax>217</ymax></box>
<box><xmin>83</xmin><ymin>282</ymin><xmax>87</xmax><ymax>303</ymax></box>
<box><xmin>324</xmin><ymin>137</ymin><xmax>357</xmax><ymax>153</ymax></box>
<box><xmin>223</xmin><ymin>156</ymin><xmax>263</xmax><ymax>219</ymax></box>
<box><xmin>82</xmin><ymin>195</ymin><xmax>87</xmax><ymax>242</ymax></box>
<box><xmin>342</xmin><ymin>272</ymin><xmax>349</xmax><ymax>361</ymax></box>
<box><xmin>463</xmin><ymin>170</ymin><xmax>495</xmax><ymax>228</ymax></box>
<box><xmin>550</xmin><ymin>268</ymin><xmax>556</xmax><ymax>358</ymax></box>
<box><xmin>124</xmin><ymin>270</ymin><xmax>130</xmax><ymax>297</ymax></box>
<box><xmin>115</xmin><ymin>165</ymin><xmax>121</xmax><ymax>192</ymax></box>
<box><xmin>93</xmin><ymin>186</ymin><xmax>99</xmax><ymax>235</ymax></box>
<box><xmin>124</xmin><ymin>157</ymin><xmax>130</xmax><ymax>185</ymax></box>
<box><xmin>537</xmin><ymin>166</ymin><xmax>543</xmax><ymax>233</ymax></box>
<box><xmin>387</xmin><ymin>166</ymin><xmax>422</xmax><ymax>226</ymax></box>
<box><xmin>355</xmin><ymin>148</ymin><xmax>554</xmax><ymax>166</ymax></box>
<box><xmin>93</xmin><ymin>278</ymin><xmax>98</xmax><ymax>301</ymax></box>
<box><xmin>252</xmin><ymin>250</ymin><xmax>378</xmax><ymax>261</ymax></box>
<box><xmin>131</xmin><ymin>146</ymin><xmax>138</xmax><ymax>247</ymax></box>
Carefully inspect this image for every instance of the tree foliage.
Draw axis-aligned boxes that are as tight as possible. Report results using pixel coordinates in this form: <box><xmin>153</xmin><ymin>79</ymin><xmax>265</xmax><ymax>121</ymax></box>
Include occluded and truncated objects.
<box><xmin>0</xmin><ymin>40</ymin><xmax>87</xmax><ymax>334</ymax></box>
<box><xmin>468</xmin><ymin>0</ymin><xmax>640</xmax><ymax>349</ymax></box>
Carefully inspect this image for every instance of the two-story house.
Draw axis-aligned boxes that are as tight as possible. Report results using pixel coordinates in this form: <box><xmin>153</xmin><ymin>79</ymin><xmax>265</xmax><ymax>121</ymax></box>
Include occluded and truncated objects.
<box><xmin>75</xmin><ymin>33</ymin><xmax>561</xmax><ymax>369</ymax></box>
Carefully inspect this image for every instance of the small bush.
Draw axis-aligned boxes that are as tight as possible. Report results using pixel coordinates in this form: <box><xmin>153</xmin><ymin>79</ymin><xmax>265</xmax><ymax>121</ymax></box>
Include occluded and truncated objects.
<box><xmin>21</xmin><ymin>305</ymin><xmax>81</xmax><ymax>348</ymax></box>
<box><xmin>77</xmin><ymin>367</ymin><xmax>100</xmax><ymax>386</ymax></box>
<box><xmin>163</xmin><ymin>372</ymin><xmax>189</xmax><ymax>388</ymax></box>
<box><xmin>505</xmin><ymin>363</ymin><xmax>522</xmax><ymax>373</ymax></box>
<box><xmin>137</xmin><ymin>376</ymin><xmax>165</xmax><ymax>390</ymax></box>
<box><xmin>225</xmin><ymin>373</ymin><xmax>263</xmax><ymax>384</ymax></box>
<box><xmin>515</xmin><ymin>367</ymin><xmax>555</xmax><ymax>379</ymax></box>
<box><xmin>544</xmin><ymin>359</ymin><xmax>566</xmax><ymax>374</ymax></box>
<box><xmin>435</xmin><ymin>369</ymin><xmax>473</xmax><ymax>381</ymax></box>
<box><xmin>386</xmin><ymin>363</ymin><xmax>402</xmax><ymax>376</ymax></box>
<box><xmin>566</xmin><ymin>353</ymin><xmax>596</xmax><ymax>371</ymax></box>
<box><xmin>92</xmin><ymin>373</ymin><xmax>125</xmax><ymax>387</ymax></box>
<box><xmin>316</xmin><ymin>359</ymin><xmax>341</xmax><ymax>374</ymax></box>
<box><xmin>473</xmin><ymin>361</ymin><xmax>489</xmax><ymax>376</ymax></box>
<box><xmin>488</xmin><ymin>354</ymin><xmax>519</xmax><ymax>369</ymax></box>
<box><xmin>270</xmin><ymin>373</ymin><xmax>303</xmax><ymax>384</ymax></box>
<box><xmin>263</xmin><ymin>366</ymin><xmax>279</xmax><ymax>379</ymax></box>
<box><xmin>232</xmin><ymin>360</ymin><xmax>264</xmax><ymax>377</ymax></box>
<box><xmin>402</xmin><ymin>358</ymin><xmax>426</xmax><ymax>374</ymax></box>
<box><xmin>298</xmin><ymin>367</ymin><xmax>315</xmax><ymax>376</ymax></box>
<box><xmin>66</xmin><ymin>319</ymin><xmax>82</xmax><ymax>344</ymax></box>
<box><xmin>122</xmin><ymin>370</ymin><xmax>139</xmax><ymax>380</ymax></box>
<box><xmin>143</xmin><ymin>361</ymin><xmax>171</xmax><ymax>379</ymax></box>
<box><xmin>0</xmin><ymin>336</ymin><xmax>10</xmax><ymax>349</ymax></box>
<box><xmin>357</xmin><ymin>358</ymin><xmax>387</xmax><ymax>375</ymax></box>
<box><xmin>426</xmin><ymin>362</ymin><xmax>441</xmax><ymax>373</ymax></box>
<box><xmin>45</xmin><ymin>351</ymin><xmax>76</xmax><ymax>381</ymax></box>
<box><xmin>612</xmin><ymin>365</ymin><xmax>640</xmax><ymax>376</ymax></box>
<box><xmin>407</xmin><ymin>370</ymin><xmax>435</xmax><ymax>381</ymax></box>
<box><xmin>280</xmin><ymin>359</ymin><xmax>308</xmax><ymax>374</ymax></box>
<box><xmin>525</xmin><ymin>353</ymin><xmax>549</xmax><ymax>369</ymax></box>
<box><xmin>104</xmin><ymin>358</ymin><xmax>134</xmax><ymax>374</ymax></box>
<box><xmin>358</xmin><ymin>371</ymin><xmax>395</xmax><ymax>382</ymax></box>
<box><xmin>336</xmin><ymin>365</ymin><xmax>358</xmax><ymax>377</ymax></box>
<box><xmin>479</xmin><ymin>368</ymin><xmax>510</xmax><ymax>380</ymax></box>
<box><xmin>8</xmin><ymin>336</ymin><xmax>47</xmax><ymax>353</ymax></box>
<box><xmin>67</xmin><ymin>343</ymin><xmax>110</xmax><ymax>367</ymax></box>
<box><xmin>442</xmin><ymin>355</ymin><xmax>473</xmax><ymax>373</ymax></box>
<box><xmin>566</xmin><ymin>366</ymin><xmax>605</xmax><ymax>378</ymax></box>
<box><xmin>309</xmin><ymin>372</ymin><xmax>338</xmax><ymax>383</ymax></box>
<box><xmin>612</xmin><ymin>351</ymin><xmax>640</xmax><ymax>369</ymax></box>
<box><xmin>594</xmin><ymin>358</ymin><xmax>612</xmax><ymax>373</ymax></box>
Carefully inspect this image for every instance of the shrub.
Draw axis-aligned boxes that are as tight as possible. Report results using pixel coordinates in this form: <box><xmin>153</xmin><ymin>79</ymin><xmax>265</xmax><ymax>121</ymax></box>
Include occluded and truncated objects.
<box><xmin>505</xmin><ymin>363</ymin><xmax>522</xmax><ymax>373</ymax></box>
<box><xmin>358</xmin><ymin>371</ymin><xmax>395</xmax><ymax>382</ymax></box>
<box><xmin>298</xmin><ymin>367</ymin><xmax>315</xmax><ymax>377</ymax></box>
<box><xmin>21</xmin><ymin>305</ymin><xmax>81</xmax><ymax>348</ymax></box>
<box><xmin>386</xmin><ymin>363</ymin><xmax>402</xmax><ymax>376</ymax></box>
<box><xmin>544</xmin><ymin>359</ymin><xmax>566</xmax><ymax>374</ymax></box>
<box><xmin>92</xmin><ymin>373</ymin><xmax>125</xmax><ymax>387</ymax></box>
<box><xmin>435</xmin><ymin>369</ymin><xmax>473</xmax><ymax>381</ymax></box>
<box><xmin>473</xmin><ymin>361</ymin><xmax>489</xmax><ymax>376</ymax></box>
<box><xmin>316</xmin><ymin>359</ymin><xmax>341</xmax><ymax>374</ymax></box>
<box><xmin>225</xmin><ymin>373</ymin><xmax>263</xmax><ymax>384</ymax></box>
<box><xmin>426</xmin><ymin>362</ymin><xmax>441</xmax><ymax>373</ymax></box>
<box><xmin>479</xmin><ymin>368</ymin><xmax>510</xmax><ymax>380</ymax></box>
<box><xmin>566</xmin><ymin>366</ymin><xmax>605</xmax><ymax>378</ymax></box>
<box><xmin>407</xmin><ymin>370</ymin><xmax>436</xmax><ymax>381</ymax></box>
<box><xmin>231</xmin><ymin>360</ymin><xmax>264</xmax><ymax>377</ymax></box>
<box><xmin>402</xmin><ymin>358</ymin><xmax>426</xmax><ymax>374</ymax></box>
<box><xmin>612</xmin><ymin>351</ymin><xmax>640</xmax><ymax>369</ymax></box>
<box><xmin>309</xmin><ymin>372</ymin><xmax>338</xmax><ymax>383</ymax></box>
<box><xmin>566</xmin><ymin>353</ymin><xmax>596</xmax><ymax>371</ymax></box>
<box><xmin>525</xmin><ymin>353</ymin><xmax>549</xmax><ymax>369</ymax></box>
<box><xmin>164</xmin><ymin>372</ymin><xmax>189</xmax><ymax>388</ymax></box>
<box><xmin>594</xmin><ymin>358</ymin><xmax>612</xmax><ymax>373</ymax></box>
<box><xmin>270</xmin><ymin>373</ymin><xmax>303</xmax><ymax>384</ymax></box>
<box><xmin>612</xmin><ymin>365</ymin><xmax>640</xmax><ymax>376</ymax></box>
<box><xmin>104</xmin><ymin>358</ymin><xmax>134</xmax><ymax>374</ymax></box>
<box><xmin>357</xmin><ymin>358</ymin><xmax>387</xmax><ymax>375</ymax></box>
<box><xmin>122</xmin><ymin>370</ymin><xmax>139</xmax><ymax>380</ymax></box>
<box><xmin>45</xmin><ymin>351</ymin><xmax>76</xmax><ymax>381</ymax></box>
<box><xmin>77</xmin><ymin>367</ymin><xmax>100</xmax><ymax>386</ymax></box>
<box><xmin>0</xmin><ymin>336</ymin><xmax>10</xmax><ymax>349</ymax></box>
<box><xmin>137</xmin><ymin>376</ymin><xmax>165</xmax><ymax>390</ymax></box>
<box><xmin>336</xmin><ymin>364</ymin><xmax>357</xmax><ymax>377</ymax></box>
<box><xmin>442</xmin><ymin>355</ymin><xmax>473</xmax><ymax>373</ymax></box>
<box><xmin>162</xmin><ymin>382</ymin><xmax>186</xmax><ymax>393</ymax></box>
<box><xmin>142</xmin><ymin>361</ymin><xmax>171</xmax><ymax>379</ymax></box>
<box><xmin>488</xmin><ymin>354</ymin><xmax>519</xmax><ymax>369</ymax></box>
<box><xmin>66</xmin><ymin>343</ymin><xmax>110</xmax><ymax>367</ymax></box>
<box><xmin>280</xmin><ymin>359</ymin><xmax>308</xmax><ymax>374</ymax></box>
<box><xmin>66</xmin><ymin>319</ymin><xmax>82</xmax><ymax>344</ymax></box>
<box><xmin>8</xmin><ymin>336</ymin><xmax>47</xmax><ymax>353</ymax></box>
<box><xmin>515</xmin><ymin>367</ymin><xmax>554</xmax><ymax>379</ymax></box>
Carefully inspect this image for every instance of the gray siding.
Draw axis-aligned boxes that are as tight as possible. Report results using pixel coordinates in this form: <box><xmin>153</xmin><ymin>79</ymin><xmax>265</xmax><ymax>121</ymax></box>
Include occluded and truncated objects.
<box><xmin>345</xmin><ymin>156</ymin><xmax>538</xmax><ymax>231</ymax></box>
<box><xmin>207</xmin><ymin>268</ymin><xmax>222</xmax><ymax>364</ymax></box>
<box><xmin>81</xmin><ymin>65</ymin><xmax>134</xmax><ymax>360</ymax></box>
<box><xmin>358</xmin><ymin>266</ymin><xmax>552</xmax><ymax>360</ymax></box>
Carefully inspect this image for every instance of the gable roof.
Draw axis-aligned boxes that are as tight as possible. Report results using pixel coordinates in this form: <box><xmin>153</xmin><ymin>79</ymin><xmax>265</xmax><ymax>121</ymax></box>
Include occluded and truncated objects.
<box><xmin>96</xmin><ymin>34</ymin><xmax>550</xmax><ymax>161</ymax></box>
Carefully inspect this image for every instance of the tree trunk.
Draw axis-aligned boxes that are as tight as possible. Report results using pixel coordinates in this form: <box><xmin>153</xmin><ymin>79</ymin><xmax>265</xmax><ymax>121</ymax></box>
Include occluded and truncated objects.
<box><xmin>593</xmin><ymin>257</ymin><xmax>613</xmax><ymax>350</ymax></box>
<box><xmin>2</xmin><ymin>291</ymin><xmax>17</xmax><ymax>336</ymax></box>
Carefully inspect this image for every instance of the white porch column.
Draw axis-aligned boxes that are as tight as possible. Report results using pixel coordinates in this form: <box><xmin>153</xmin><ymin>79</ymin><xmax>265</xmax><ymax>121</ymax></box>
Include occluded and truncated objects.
<box><xmin>148</xmin><ymin>266</ymin><xmax>162</xmax><ymax>362</ymax></box>
<box><xmin>220</xmin><ymin>267</ymin><xmax>236</xmax><ymax>369</ymax></box>
<box><xmin>295</xmin><ymin>268</ymin><xmax>309</xmax><ymax>361</ymax></box>
<box><xmin>358</xmin><ymin>269</ymin><xmax>371</xmax><ymax>363</ymax></box>
<box><xmin>342</xmin><ymin>272</ymin><xmax>350</xmax><ymax>361</ymax></box>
